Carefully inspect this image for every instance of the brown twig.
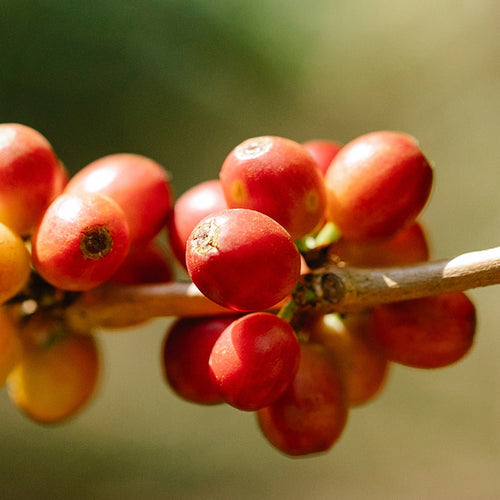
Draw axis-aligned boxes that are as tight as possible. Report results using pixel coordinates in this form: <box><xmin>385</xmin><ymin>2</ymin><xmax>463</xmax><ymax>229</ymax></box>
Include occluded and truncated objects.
<box><xmin>64</xmin><ymin>246</ymin><xmax>500</xmax><ymax>331</ymax></box>
<box><xmin>294</xmin><ymin>246</ymin><xmax>500</xmax><ymax>313</ymax></box>
<box><xmin>65</xmin><ymin>282</ymin><xmax>232</xmax><ymax>332</ymax></box>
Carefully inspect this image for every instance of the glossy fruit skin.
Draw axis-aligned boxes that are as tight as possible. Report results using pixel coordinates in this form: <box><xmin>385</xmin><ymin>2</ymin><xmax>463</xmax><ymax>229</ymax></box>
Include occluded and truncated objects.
<box><xmin>109</xmin><ymin>239</ymin><xmax>174</xmax><ymax>285</ymax></box>
<box><xmin>167</xmin><ymin>179</ymin><xmax>227</xmax><ymax>268</ymax></box>
<box><xmin>370</xmin><ymin>292</ymin><xmax>476</xmax><ymax>368</ymax></box>
<box><xmin>65</xmin><ymin>153</ymin><xmax>173</xmax><ymax>244</ymax></box>
<box><xmin>162</xmin><ymin>315</ymin><xmax>238</xmax><ymax>405</ymax></box>
<box><xmin>0</xmin><ymin>222</ymin><xmax>31</xmax><ymax>304</ymax></box>
<box><xmin>257</xmin><ymin>342</ymin><xmax>348</xmax><ymax>456</ymax></box>
<box><xmin>0</xmin><ymin>309</ymin><xmax>22</xmax><ymax>387</ymax></box>
<box><xmin>324</xmin><ymin>131</ymin><xmax>433</xmax><ymax>241</ymax></box>
<box><xmin>32</xmin><ymin>192</ymin><xmax>130</xmax><ymax>291</ymax></box>
<box><xmin>328</xmin><ymin>221</ymin><xmax>430</xmax><ymax>267</ymax></box>
<box><xmin>0</xmin><ymin>123</ymin><xmax>63</xmax><ymax>235</ymax></box>
<box><xmin>186</xmin><ymin>208</ymin><xmax>301</xmax><ymax>312</ymax></box>
<box><xmin>7</xmin><ymin>316</ymin><xmax>100</xmax><ymax>425</ymax></box>
<box><xmin>219</xmin><ymin>136</ymin><xmax>327</xmax><ymax>240</ymax></box>
<box><xmin>308</xmin><ymin>312</ymin><xmax>389</xmax><ymax>406</ymax></box>
<box><xmin>209</xmin><ymin>312</ymin><xmax>300</xmax><ymax>411</ymax></box>
<box><xmin>302</xmin><ymin>139</ymin><xmax>343</xmax><ymax>176</ymax></box>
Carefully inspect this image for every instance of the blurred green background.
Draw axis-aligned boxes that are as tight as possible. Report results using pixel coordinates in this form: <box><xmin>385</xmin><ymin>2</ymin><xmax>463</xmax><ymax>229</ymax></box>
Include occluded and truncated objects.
<box><xmin>1</xmin><ymin>0</ymin><xmax>499</xmax><ymax>498</ymax></box>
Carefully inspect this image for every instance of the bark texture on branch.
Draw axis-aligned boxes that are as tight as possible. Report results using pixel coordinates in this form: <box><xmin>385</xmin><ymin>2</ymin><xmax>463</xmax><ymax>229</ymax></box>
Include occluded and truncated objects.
<box><xmin>293</xmin><ymin>246</ymin><xmax>500</xmax><ymax>313</ymax></box>
<box><xmin>65</xmin><ymin>246</ymin><xmax>500</xmax><ymax>331</ymax></box>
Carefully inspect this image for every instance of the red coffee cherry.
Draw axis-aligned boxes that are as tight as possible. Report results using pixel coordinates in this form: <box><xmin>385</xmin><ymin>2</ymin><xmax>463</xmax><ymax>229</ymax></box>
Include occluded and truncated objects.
<box><xmin>0</xmin><ymin>123</ymin><xmax>64</xmax><ymax>235</ymax></box>
<box><xmin>167</xmin><ymin>179</ymin><xmax>227</xmax><ymax>268</ymax></box>
<box><xmin>209</xmin><ymin>312</ymin><xmax>300</xmax><ymax>411</ymax></box>
<box><xmin>370</xmin><ymin>291</ymin><xmax>476</xmax><ymax>368</ymax></box>
<box><xmin>186</xmin><ymin>208</ymin><xmax>301</xmax><ymax>312</ymax></box>
<box><xmin>257</xmin><ymin>342</ymin><xmax>348</xmax><ymax>456</ymax></box>
<box><xmin>328</xmin><ymin>221</ymin><xmax>430</xmax><ymax>267</ymax></box>
<box><xmin>162</xmin><ymin>315</ymin><xmax>239</xmax><ymax>405</ymax></box>
<box><xmin>302</xmin><ymin>139</ymin><xmax>343</xmax><ymax>176</ymax></box>
<box><xmin>32</xmin><ymin>192</ymin><xmax>130</xmax><ymax>291</ymax></box>
<box><xmin>219</xmin><ymin>136</ymin><xmax>327</xmax><ymax>239</ymax></box>
<box><xmin>65</xmin><ymin>153</ymin><xmax>173</xmax><ymax>244</ymax></box>
<box><xmin>109</xmin><ymin>240</ymin><xmax>174</xmax><ymax>285</ymax></box>
<box><xmin>324</xmin><ymin>131</ymin><xmax>433</xmax><ymax>241</ymax></box>
<box><xmin>308</xmin><ymin>312</ymin><xmax>389</xmax><ymax>407</ymax></box>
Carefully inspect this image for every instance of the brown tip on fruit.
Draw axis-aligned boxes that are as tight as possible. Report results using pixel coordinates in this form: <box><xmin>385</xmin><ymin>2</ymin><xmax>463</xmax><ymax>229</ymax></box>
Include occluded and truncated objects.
<box><xmin>80</xmin><ymin>225</ymin><xmax>113</xmax><ymax>260</ymax></box>
<box><xmin>191</xmin><ymin>219</ymin><xmax>220</xmax><ymax>255</ymax></box>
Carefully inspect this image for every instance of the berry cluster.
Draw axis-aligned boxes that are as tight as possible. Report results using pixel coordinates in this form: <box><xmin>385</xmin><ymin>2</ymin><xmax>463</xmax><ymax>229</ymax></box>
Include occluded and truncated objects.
<box><xmin>0</xmin><ymin>123</ymin><xmax>174</xmax><ymax>423</ymax></box>
<box><xmin>0</xmin><ymin>124</ymin><xmax>476</xmax><ymax>458</ymax></box>
<box><xmin>166</xmin><ymin>132</ymin><xmax>475</xmax><ymax>456</ymax></box>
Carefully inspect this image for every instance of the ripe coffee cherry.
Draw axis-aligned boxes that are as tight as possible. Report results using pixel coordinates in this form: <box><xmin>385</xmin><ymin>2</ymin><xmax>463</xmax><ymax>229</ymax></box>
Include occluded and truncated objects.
<box><xmin>7</xmin><ymin>315</ymin><xmax>100</xmax><ymax>424</ymax></box>
<box><xmin>325</xmin><ymin>131</ymin><xmax>433</xmax><ymax>241</ymax></box>
<box><xmin>65</xmin><ymin>153</ymin><xmax>173</xmax><ymax>244</ymax></box>
<box><xmin>0</xmin><ymin>222</ymin><xmax>31</xmax><ymax>304</ymax></box>
<box><xmin>0</xmin><ymin>309</ymin><xmax>22</xmax><ymax>387</ymax></box>
<box><xmin>257</xmin><ymin>342</ymin><xmax>348</xmax><ymax>456</ymax></box>
<box><xmin>109</xmin><ymin>240</ymin><xmax>174</xmax><ymax>285</ymax></box>
<box><xmin>209</xmin><ymin>312</ymin><xmax>300</xmax><ymax>411</ymax></box>
<box><xmin>162</xmin><ymin>315</ymin><xmax>238</xmax><ymax>405</ymax></box>
<box><xmin>302</xmin><ymin>139</ymin><xmax>343</xmax><ymax>176</ymax></box>
<box><xmin>186</xmin><ymin>208</ymin><xmax>301</xmax><ymax>312</ymax></box>
<box><xmin>219</xmin><ymin>136</ymin><xmax>327</xmax><ymax>240</ymax></box>
<box><xmin>308</xmin><ymin>312</ymin><xmax>389</xmax><ymax>406</ymax></box>
<box><xmin>328</xmin><ymin>221</ymin><xmax>430</xmax><ymax>267</ymax></box>
<box><xmin>371</xmin><ymin>292</ymin><xmax>476</xmax><ymax>368</ymax></box>
<box><xmin>32</xmin><ymin>192</ymin><xmax>130</xmax><ymax>291</ymax></box>
<box><xmin>0</xmin><ymin>123</ymin><xmax>63</xmax><ymax>235</ymax></box>
<box><xmin>167</xmin><ymin>179</ymin><xmax>227</xmax><ymax>267</ymax></box>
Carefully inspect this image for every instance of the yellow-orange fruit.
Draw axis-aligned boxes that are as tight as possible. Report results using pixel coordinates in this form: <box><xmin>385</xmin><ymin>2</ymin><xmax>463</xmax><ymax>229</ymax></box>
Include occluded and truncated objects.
<box><xmin>7</xmin><ymin>316</ymin><xmax>100</xmax><ymax>424</ymax></box>
<box><xmin>0</xmin><ymin>222</ymin><xmax>31</xmax><ymax>304</ymax></box>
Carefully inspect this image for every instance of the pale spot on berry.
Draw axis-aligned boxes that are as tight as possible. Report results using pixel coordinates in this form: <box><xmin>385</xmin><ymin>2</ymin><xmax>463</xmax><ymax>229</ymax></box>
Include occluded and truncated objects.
<box><xmin>235</xmin><ymin>136</ymin><xmax>272</xmax><ymax>160</ymax></box>
<box><xmin>230</xmin><ymin>180</ymin><xmax>247</xmax><ymax>203</ymax></box>
<box><xmin>305</xmin><ymin>190</ymin><xmax>319</xmax><ymax>212</ymax></box>
<box><xmin>192</xmin><ymin>219</ymin><xmax>220</xmax><ymax>255</ymax></box>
